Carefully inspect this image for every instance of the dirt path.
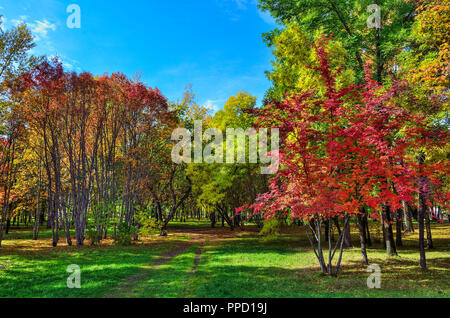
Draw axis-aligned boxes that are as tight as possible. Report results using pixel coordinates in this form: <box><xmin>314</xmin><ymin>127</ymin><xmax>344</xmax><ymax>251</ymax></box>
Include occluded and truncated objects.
<box><xmin>106</xmin><ymin>242</ymin><xmax>193</xmax><ymax>298</ymax></box>
<box><xmin>189</xmin><ymin>243</ymin><xmax>203</xmax><ymax>273</ymax></box>
<box><xmin>105</xmin><ymin>226</ymin><xmax>259</xmax><ymax>298</ymax></box>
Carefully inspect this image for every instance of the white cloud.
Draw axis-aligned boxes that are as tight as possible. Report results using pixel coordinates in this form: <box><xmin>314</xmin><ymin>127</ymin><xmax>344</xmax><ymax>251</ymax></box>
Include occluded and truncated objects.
<box><xmin>31</xmin><ymin>19</ymin><xmax>56</xmax><ymax>37</ymax></box>
<box><xmin>0</xmin><ymin>16</ymin><xmax>6</xmax><ymax>31</ymax></box>
<box><xmin>218</xmin><ymin>0</ymin><xmax>256</xmax><ymax>21</ymax></box>
<box><xmin>11</xmin><ymin>19</ymin><xmax>25</xmax><ymax>26</ymax></box>
<box><xmin>233</xmin><ymin>0</ymin><xmax>248</xmax><ymax>10</ymax></box>
<box><xmin>48</xmin><ymin>54</ymin><xmax>81</xmax><ymax>72</ymax></box>
<box><xmin>225</xmin><ymin>0</ymin><xmax>277</xmax><ymax>25</ymax></box>
<box><xmin>6</xmin><ymin>17</ymin><xmax>56</xmax><ymax>41</ymax></box>
<box><xmin>205</xmin><ymin>99</ymin><xmax>224</xmax><ymax>114</ymax></box>
<box><xmin>63</xmin><ymin>62</ymin><xmax>74</xmax><ymax>70</ymax></box>
<box><xmin>258</xmin><ymin>9</ymin><xmax>277</xmax><ymax>26</ymax></box>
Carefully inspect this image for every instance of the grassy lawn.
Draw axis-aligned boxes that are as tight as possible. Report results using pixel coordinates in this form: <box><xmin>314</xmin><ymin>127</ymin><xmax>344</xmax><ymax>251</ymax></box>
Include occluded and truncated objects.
<box><xmin>126</xmin><ymin>244</ymin><xmax>200</xmax><ymax>297</ymax></box>
<box><xmin>0</xmin><ymin>236</ymin><xmax>189</xmax><ymax>297</ymax></box>
<box><xmin>0</xmin><ymin>221</ymin><xmax>448</xmax><ymax>298</ymax></box>
<box><xmin>188</xmin><ymin>236</ymin><xmax>449</xmax><ymax>298</ymax></box>
<box><xmin>3</xmin><ymin>228</ymin><xmax>77</xmax><ymax>240</ymax></box>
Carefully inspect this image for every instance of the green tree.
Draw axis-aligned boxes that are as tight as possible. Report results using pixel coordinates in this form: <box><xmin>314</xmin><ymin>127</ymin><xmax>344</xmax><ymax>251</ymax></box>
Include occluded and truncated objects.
<box><xmin>259</xmin><ymin>0</ymin><xmax>416</xmax><ymax>85</ymax></box>
<box><xmin>263</xmin><ymin>22</ymin><xmax>354</xmax><ymax>100</ymax></box>
<box><xmin>188</xmin><ymin>92</ymin><xmax>267</xmax><ymax>230</ymax></box>
<box><xmin>0</xmin><ymin>18</ymin><xmax>37</xmax><ymax>247</ymax></box>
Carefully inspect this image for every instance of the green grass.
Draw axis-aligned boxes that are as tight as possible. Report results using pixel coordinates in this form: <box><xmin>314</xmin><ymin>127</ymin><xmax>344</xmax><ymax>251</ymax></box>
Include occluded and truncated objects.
<box><xmin>187</xmin><ymin>237</ymin><xmax>449</xmax><ymax>297</ymax></box>
<box><xmin>0</xmin><ymin>238</ymin><xmax>189</xmax><ymax>297</ymax></box>
<box><xmin>124</xmin><ymin>244</ymin><xmax>200</xmax><ymax>297</ymax></box>
<box><xmin>3</xmin><ymin>228</ymin><xmax>76</xmax><ymax>240</ymax></box>
<box><xmin>0</xmin><ymin>221</ymin><xmax>448</xmax><ymax>298</ymax></box>
<box><xmin>168</xmin><ymin>220</ymin><xmax>213</xmax><ymax>228</ymax></box>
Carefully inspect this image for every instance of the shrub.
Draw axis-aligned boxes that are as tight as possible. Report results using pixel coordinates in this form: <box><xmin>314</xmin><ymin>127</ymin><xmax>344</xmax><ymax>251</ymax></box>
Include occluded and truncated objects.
<box><xmin>135</xmin><ymin>206</ymin><xmax>161</xmax><ymax>236</ymax></box>
<box><xmin>114</xmin><ymin>222</ymin><xmax>137</xmax><ymax>246</ymax></box>
<box><xmin>259</xmin><ymin>217</ymin><xmax>285</xmax><ymax>239</ymax></box>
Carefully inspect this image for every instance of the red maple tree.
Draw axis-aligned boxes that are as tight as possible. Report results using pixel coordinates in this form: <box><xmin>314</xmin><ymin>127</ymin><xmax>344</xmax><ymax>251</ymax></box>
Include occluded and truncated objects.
<box><xmin>242</xmin><ymin>36</ymin><xmax>448</xmax><ymax>275</ymax></box>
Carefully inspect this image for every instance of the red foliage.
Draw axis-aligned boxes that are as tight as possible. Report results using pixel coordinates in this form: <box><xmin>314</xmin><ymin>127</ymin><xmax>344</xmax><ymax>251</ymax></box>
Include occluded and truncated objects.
<box><xmin>242</xmin><ymin>36</ymin><xmax>449</xmax><ymax>221</ymax></box>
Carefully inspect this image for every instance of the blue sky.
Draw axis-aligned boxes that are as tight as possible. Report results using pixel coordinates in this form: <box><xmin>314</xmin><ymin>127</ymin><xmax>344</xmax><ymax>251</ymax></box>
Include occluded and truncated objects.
<box><xmin>0</xmin><ymin>0</ymin><xmax>278</xmax><ymax>112</ymax></box>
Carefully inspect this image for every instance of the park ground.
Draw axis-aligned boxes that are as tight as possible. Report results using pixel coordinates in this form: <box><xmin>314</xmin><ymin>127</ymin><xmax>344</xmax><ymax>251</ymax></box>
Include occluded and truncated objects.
<box><xmin>0</xmin><ymin>221</ymin><xmax>448</xmax><ymax>298</ymax></box>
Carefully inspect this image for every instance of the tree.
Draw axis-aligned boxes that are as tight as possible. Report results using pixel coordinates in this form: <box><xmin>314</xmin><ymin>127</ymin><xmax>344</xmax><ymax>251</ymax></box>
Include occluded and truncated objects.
<box><xmin>244</xmin><ymin>36</ymin><xmax>448</xmax><ymax>274</ymax></box>
<box><xmin>263</xmin><ymin>22</ymin><xmax>355</xmax><ymax>101</ymax></box>
<box><xmin>188</xmin><ymin>91</ymin><xmax>267</xmax><ymax>231</ymax></box>
<box><xmin>8</xmin><ymin>59</ymin><xmax>176</xmax><ymax>245</ymax></box>
<box><xmin>400</xmin><ymin>0</ymin><xmax>449</xmax><ymax>100</ymax></box>
<box><xmin>259</xmin><ymin>0</ymin><xmax>416</xmax><ymax>84</ymax></box>
<box><xmin>8</xmin><ymin>59</ymin><xmax>67</xmax><ymax>246</ymax></box>
<box><xmin>0</xmin><ymin>18</ymin><xmax>36</xmax><ymax>247</ymax></box>
<box><xmin>134</xmin><ymin>85</ymin><xmax>191</xmax><ymax>236</ymax></box>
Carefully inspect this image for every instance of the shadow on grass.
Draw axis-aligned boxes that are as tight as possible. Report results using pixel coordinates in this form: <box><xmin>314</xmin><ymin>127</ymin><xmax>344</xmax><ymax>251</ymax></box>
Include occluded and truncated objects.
<box><xmin>187</xmin><ymin>258</ymin><xmax>448</xmax><ymax>298</ymax></box>
<box><xmin>0</xmin><ymin>241</ymin><xmax>186</xmax><ymax>298</ymax></box>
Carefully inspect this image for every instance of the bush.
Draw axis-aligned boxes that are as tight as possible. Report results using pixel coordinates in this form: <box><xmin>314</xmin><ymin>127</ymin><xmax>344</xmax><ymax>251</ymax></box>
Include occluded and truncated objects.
<box><xmin>86</xmin><ymin>203</ymin><xmax>111</xmax><ymax>245</ymax></box>
<box><xmin>259</xmin><ymin>217</ymin><xmax>285</xmax><ymax>239</ymax></box>
<box><xmin>114</xmin><ymin>222</ymin><xmax>137</xmax><ymax>246</ymax></box>
<box><xmin>86</xmin><ymin>226</ymin><xmax>101</xmax><ymax>246</ymax></box>
<box><xmin>135</xmin><ymin>207</ymin><xmax>161</xmax><ymax>236</ymax></box>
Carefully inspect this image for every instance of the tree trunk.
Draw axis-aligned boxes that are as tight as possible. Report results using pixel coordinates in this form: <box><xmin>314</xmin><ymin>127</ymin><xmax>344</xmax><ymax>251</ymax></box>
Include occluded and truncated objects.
<box><xmin>403</xmin><ymin>201</ymin><xmax>414</xmax><ymax>233</ymax></box>
<box><xmin>418</xmin><ymin>194</ymin><xmax>427</xmax><ymax>270</ymax></box>
<box><xmin>417</xmin><ymin>154</ymin><xmax>427</xmax><ymax>270</ymax></box>
<box><xmin>382</xmin><ymin>204</ymin><xmax>397</xmax><ymax>256</ymax></box>
<box><xmin>210</xmin><ymin>212</ymin><xmax>216</xmax><ymax>228</ymax></box>
<box><xmin>365</xmin><ymin>214</ymin><xmax>372</xmax><ymax>247</ymax></box>
<box><xmin>395</xmin><ymin>210</ymin><xmax>403</xmax><ymax>247</ymax></box>
<box><xmin>324</xmin><ymin>219</ymin><xmax>330</xmax><ymax>243</ymax></box>
<box><xmin>217</xmin><ymin>206</ymin><xmax>234</xmax><ymax>230</ymax></box>
<box><xmin>5</xmin><ymin>218</ymin><xmax>10</xmax><ymax>234</ymax></box>
<box><xmin>314</xmin><ymin>216</ymin><xmax>327</xmax><ymax>274</ymax></box>
<box><xmin>334</xmin><ymin>215</ymin><xmax>350</xmax><ymax>277</ymax></box>
<box><xmin>33</xmin><ymin>189</ymin><xmax>41</xmax><ymax>240</ymax></box>
<box><xmin>342</xmin><ymin>217</ymin><xmax>352</xmax><ymax>248</ymax></box>
<box><xmin>425</xmin><ymin>211</ymin><xmax>433</xmax><ymax>249</ymax></box>
<box><xmin>327</xmin><ymin>217</ymin><xmax>333</xmax><ymax>275</ymax></box>
<box><xmin>333</xmin><ymin>217</ymin><xmax>341</xmax><ymax>236</ymax></box>
<box><xmin>61</xmin><ymin>197</ymin><xmax>72</xmax><ymax>246</ymax></box>
<box><xmin>50</xmin><ymin>198</ymin><xmax>59</xmax><ymax>247</ymax></box>
<box><xmin>357</xmin><ymin>213</ymin><xmax>369</xmax><ymax>265</ymax></box>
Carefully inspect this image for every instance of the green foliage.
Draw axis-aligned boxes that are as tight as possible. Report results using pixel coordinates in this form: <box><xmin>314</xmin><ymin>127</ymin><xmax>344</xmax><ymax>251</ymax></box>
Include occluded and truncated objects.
<box><xmin>0</xmin><ymin>17</ymin><xmax>37</xmax><ymax>83</ymax></box>
<box><xmin>212</xmin><ymin>91</ymin><xmax>256</xmax><ymax>130</ymax></box>
<box><xmin>135</xmin><ymin>206</ymin><xmax>161</xmax><ymax>236</ymax></box>
<box><xmin>397</xmin><ymin>0</ymin><xmax>449</xmax><ymax>117</ymax></box>
<box><xmin>114</xmin><ymin>222</ymin><xmax>137</xmax><ymax>246</ymax></box>
<box><xmin>259</xmin><ymin>217</ymin><xmax>286</xmax><ymax>239</ymax></box>
<box><xmin>86</xmin><ymin>203</ymin><xmax>111</xmax><ymax>245</ymax></box>
<box><xmin>259</xmin><ymin>0</ymin><xmax>416</xmax><ymax>89</ymax></box>
<box><xmin>85</xmin><ymin>227</ymin><xmax>99</xmax><ymax>246</ymax></box>
<box><xmin>188</xmin><ymin>91</ymin><xmax>264</xmax><ymax>215</ymax></box>
<box><xmin>263</xmin><ymin>22</ymin><xmax>355</xmax><ymax>100</ymax></box>
<box><xmin>169</xmin><ymin>84</ymin><xmax>212</xmax><ymax>130</ymax></box>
